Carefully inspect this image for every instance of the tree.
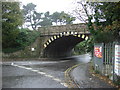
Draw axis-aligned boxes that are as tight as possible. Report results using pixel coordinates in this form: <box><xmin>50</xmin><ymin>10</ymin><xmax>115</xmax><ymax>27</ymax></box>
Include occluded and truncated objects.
<box><xmin>23</xmin><ymin>3</ymin><xmax>43</xmax><ymax>30</ymax></box>
<box><xmin>93</xmin><ymin>2</ymin><xmax>120</xmax><ymax>42</ymax></box>
<box><xmin>51</xmin><ymin>12</ymin><xmax>61</xmax><ymax>25</ymax></box>
<box><xmin>73</xmin><ymin>1</ymin><xmax>120</xmax><ymax>42</ymax></box>
<box><xmin>2</xmin><ymin>2</ymin><xmax>23</xmax><ymax>49</ymax></box>
<box><xmin>73</xmin><ymin>1</ymin><xmax>120</xmax><ymax>54</ymax></box>
<box><xmin>40</xmin><ymin>11</ymin><xmax>52</xmax><ymax>26</ymax></box>
<box><xmin>72</xmin><ymin>1</ymin><xmax>95</xmax><ymax>34</ymax></box>
<box><xmin>51</xmin><ymin>11</ymin><xmax>75</xmax><ymax>25</ymax></box>
<box><xmin>97</xmin><ymin>2</ymin><xmax>120</xmax><ymax>25</ymax></box>
<box><xmin>40</xmin><ymin>18</ymin><xmax>52</xmax><ymax>26</ymax></box>
<box><xmin>16</xmin><ymin>28</ymin><xmax>40</xmax><ymax>48</ymax></box>
<box><xmin>59</xmin><ymin>11</ymin><xmax>75</xmax><ymax>24</ymax></box>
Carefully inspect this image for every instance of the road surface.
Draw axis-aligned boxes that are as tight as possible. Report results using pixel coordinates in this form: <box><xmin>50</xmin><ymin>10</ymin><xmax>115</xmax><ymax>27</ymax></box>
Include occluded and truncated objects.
<box><xmin>2</xmin><ymin>54</ymin><xmax>91</xmax><ymax>88</ymax></box>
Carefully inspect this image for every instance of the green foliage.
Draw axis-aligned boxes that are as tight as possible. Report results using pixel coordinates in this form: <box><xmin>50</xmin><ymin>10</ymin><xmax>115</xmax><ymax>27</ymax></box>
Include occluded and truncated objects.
<box><xmin>74</xmin><ymin>39</ymin><xmax>94</xmax><ymax>55</ymax></box>
<box><xmin>93</xmin><ymin>2</ymin><xmax>120</xmax><ymax>43</ymax></box>
<box><xmin>2</xmin><ymin>2</ymin><xmax>23</xmax><ymax>49</ymax></box>
<box><xmin>16</xmin><ymin>28</ymin><xmax>40</xmax><ymax>47</ymax></box>
<box><xmin>40</xmin><ymin>11</ymin><xmax>52</xmax><ymax>26</ymax></box>
<box><xmin>98</xmin><ymin>2</ymin><xmax>120</xmax><ymax>25</ymax></box>
<box><xmin>2</xmin><ymin>47</ymin><xmax>24</xmax><ymax>53</ymax></box>
<box><xmin>3</xmin><ymin>28</ymin><xmax>40</xmax><ymax>53</ymax></box>
<box><xmin>113</xmin><ymin>76</ymin><xmax>120</xmax><ymax>86</ymax></box>
<box><xmin>51</xmin><ymin>12</ymin><xmax>60</xmax><ymax>25</ymax></box>
<box><xmin>95</xmin><ymin>70</ymin><xmax>100</xmax><ymax>74</ymax></box>
<box><xmin>23</xmin><ymin>3</ymin><xmax>43</xmax><ymax>30</ymax></box>
<box><xmin>85</xmin><ymin>2</ymin><xmax>120</xmax><ymax>43</ymax></box>
<box><xmin>40</xmin><ymin>18</ymin><xmax>52</xmax><ymax>26</ymax></box>
<box><xmin>74</xmin><ymin>41</ymin><xmax>86</xmax><ymax>55</ymax></box>
<box><xmin>59</xmin><ymin>11</ymin><xmax>75</xmax><ymax>24</ymax></box>
<box><xmin>51</xmin><ymin>11</ymin><xmax>75</xmax><ymax>25</ymax></box>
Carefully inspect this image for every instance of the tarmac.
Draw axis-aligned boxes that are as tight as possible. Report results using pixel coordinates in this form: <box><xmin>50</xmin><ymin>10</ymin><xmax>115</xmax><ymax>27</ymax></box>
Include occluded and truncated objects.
<box><xmin>68</xmin><ymin>63</ymin><xmax>119</xmax><ymax>89</ymax></box>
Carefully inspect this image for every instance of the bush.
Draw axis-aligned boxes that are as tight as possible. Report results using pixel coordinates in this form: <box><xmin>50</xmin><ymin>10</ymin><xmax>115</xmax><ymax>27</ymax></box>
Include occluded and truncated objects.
<box><xmin>3</xmin><ymin>28</ymin><xmax>40</xmax><ymax>53</ymax></box>
<box><xmin>74</xmin><ymin>39</ymin><xmax>93</xmax><ymax>55</ymax></box>
<box><xmin>2</xmin><ymin>47</ymin><xmax>24</xmax><ymax>53</ymax></box>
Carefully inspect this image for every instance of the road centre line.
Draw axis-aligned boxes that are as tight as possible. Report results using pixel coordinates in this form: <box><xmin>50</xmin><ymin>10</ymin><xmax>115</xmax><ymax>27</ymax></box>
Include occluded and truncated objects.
<box><xmin>31</xmin><ymin>69</ymin><xmax>40</xmax><ymax>72</ymax></box>
<box><xmin>11</xmin><ymin>63</ymin><xmax>68</xmax><ymax>88</ymax></box>
<box><xmin>53</xmin><ymin>78</ymin><xmax>61</xmax><ymax>82</ymax></box>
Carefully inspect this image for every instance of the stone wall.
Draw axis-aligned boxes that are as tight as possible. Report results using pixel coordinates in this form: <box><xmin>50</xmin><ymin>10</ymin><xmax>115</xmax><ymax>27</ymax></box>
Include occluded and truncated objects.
<box><xmin>38</xmin><ymin>23</ymin><xmax>88</xmax><ymax>36</ymax></box>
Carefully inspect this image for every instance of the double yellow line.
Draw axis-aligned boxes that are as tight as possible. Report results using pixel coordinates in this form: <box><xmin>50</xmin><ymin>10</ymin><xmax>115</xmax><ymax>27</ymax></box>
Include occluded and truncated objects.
<box><xmin>64</xmin><ymin>64</ymin><xmax>81</xmax><ymax>88</ymax></box>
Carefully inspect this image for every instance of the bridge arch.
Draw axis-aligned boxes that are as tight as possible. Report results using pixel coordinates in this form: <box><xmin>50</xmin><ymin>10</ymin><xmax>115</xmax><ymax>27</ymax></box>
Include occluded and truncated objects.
<box><xmin>43</xmin><ymin>31</ymin><xmax>89</xmax><ymax>58</ymax></box>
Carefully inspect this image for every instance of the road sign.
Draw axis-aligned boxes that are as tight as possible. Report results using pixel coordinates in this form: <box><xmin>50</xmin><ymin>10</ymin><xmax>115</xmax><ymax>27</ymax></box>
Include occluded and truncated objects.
<box><xmin>94</xmin><ymin>47</ymin><xmax>102</xmax><ymax>58</ymax></box>
<box><xmin>31</xmin><ymin>48</ymin><xmax>35</xmax><ymax>51</ymax></box>
<box><xmin>94</xmin><ymin>43</ymin><xmax>104</xmax><ymax>73</ymax></box>
<box><xmin>114</xmin><ymin>45</ymin><xmax>120</xmax><ymax>76</ymax></box>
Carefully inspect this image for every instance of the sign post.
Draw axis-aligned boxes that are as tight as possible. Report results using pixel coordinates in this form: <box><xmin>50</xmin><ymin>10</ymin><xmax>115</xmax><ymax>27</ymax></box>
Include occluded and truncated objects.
<box><xmin>94</xmin><ymin>43</ymin><xmax>104</xmax><ymax>74</ymax></box>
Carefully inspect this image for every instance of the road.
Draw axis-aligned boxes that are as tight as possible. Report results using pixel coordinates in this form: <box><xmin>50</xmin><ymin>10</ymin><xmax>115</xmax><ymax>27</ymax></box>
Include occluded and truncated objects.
<box><xmin>2</xmin><ymin>54</ymin><xmax>91</xmax><ymax>88</ymax></box>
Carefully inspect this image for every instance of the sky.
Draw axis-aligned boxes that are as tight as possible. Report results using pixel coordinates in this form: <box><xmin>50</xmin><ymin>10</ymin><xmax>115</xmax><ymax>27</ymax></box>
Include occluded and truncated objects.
<box><xmin>19</xmin><ymin>0</ymin><xmax>82</xmax><ymax>29</ymax></box>
<box><xmin>19</xmin><ymin>0</ymin><xmax>76</xmax><ymax>14</ymax></box>
<box><xmin>18</xmin><ymin>0</ymin><xmax>109</xmax><ymax>29</ymax></box>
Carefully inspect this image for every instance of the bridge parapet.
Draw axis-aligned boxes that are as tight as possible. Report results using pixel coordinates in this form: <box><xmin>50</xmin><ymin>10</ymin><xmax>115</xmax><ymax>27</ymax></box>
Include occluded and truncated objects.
<box><xmin>38</xmin><ymin>24</ymin><xmax>89</xmax><ymax>36</ymax></box>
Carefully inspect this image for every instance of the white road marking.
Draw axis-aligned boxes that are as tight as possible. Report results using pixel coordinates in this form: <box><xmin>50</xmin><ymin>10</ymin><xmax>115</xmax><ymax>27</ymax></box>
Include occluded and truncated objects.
<box><xmin>53</xmin><ymin>78</ymin><xmax>61</xmax><ymax>82</ymax></box>
<box><xmin>24</xmin><ymin>67</ymin><xmax>32</xmax><ymax>70</ymax></box>
<box><xmin>37</xmin><ymin>72</ymin><xmax>46</xmax><ymax>75</ymax></box>
<box><xmin>31</xmin><ymin>69</ymin><xmax>39</xmax><ymax>72</ymax></box>
<box><xmin>44</xmin><ymin>74</ymin><xmax>53</xmax><ymax>78</ymax></box>
<box><xmin>11</xmin><ymin>63</ymin><xmax>68</xmax><ymax>87</ymax></box>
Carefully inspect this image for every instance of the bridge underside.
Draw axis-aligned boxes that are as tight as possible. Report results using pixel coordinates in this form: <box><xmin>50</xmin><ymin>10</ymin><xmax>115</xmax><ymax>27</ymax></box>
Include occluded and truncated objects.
<box><xmin>43</xmin><ymin>35</ymin><xmax>85</xmax><ymax>58</ymax></box>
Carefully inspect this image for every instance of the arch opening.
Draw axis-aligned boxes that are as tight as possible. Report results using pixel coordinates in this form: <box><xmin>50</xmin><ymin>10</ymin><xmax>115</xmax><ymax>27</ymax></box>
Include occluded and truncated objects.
<box><xmin>43</xmin><ymin>33</ymin><xmax>89</xmax><ymax>58</ymax></box>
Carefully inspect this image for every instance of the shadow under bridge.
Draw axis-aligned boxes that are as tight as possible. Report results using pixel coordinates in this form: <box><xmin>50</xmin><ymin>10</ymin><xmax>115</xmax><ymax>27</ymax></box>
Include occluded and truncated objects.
<box><xmin>43</xmin><ymin>31</ymin><xmax>90</xmax><ymax>58</ymax></box>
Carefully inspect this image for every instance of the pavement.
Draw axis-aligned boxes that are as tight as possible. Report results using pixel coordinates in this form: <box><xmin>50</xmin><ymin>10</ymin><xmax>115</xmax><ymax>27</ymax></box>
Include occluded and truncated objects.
<box><xmin>69</xmin><ymin>63</ymin><xmax>119</xmax><ymax>89</ymax></box>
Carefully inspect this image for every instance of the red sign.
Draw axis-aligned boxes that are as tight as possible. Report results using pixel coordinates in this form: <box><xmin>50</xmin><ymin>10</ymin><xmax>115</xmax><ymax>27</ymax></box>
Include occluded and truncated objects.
<box><xmin>94</xmin><ymin>47</ymin><xmax>102</xmax><ymax>58</ymax></box>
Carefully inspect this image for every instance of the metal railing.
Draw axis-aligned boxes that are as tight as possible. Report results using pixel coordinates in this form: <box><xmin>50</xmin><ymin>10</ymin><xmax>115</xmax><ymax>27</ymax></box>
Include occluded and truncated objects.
<box><xmin>102</xmin><ymin>43</ymin><xmax>115</xmax><ymax>77</ymax></box>
<box><xmin>94</xmin><ymin>43</ymin><xmax>116</xmax><ymax>80</ymax></box>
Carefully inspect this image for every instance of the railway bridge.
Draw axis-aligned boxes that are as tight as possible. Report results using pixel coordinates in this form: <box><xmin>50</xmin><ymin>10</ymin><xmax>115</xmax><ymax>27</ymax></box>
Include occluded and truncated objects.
<box><xmin>38</xmin><ymin>24</ymin><xmax>90</xmax><ymax>58</ymax></box>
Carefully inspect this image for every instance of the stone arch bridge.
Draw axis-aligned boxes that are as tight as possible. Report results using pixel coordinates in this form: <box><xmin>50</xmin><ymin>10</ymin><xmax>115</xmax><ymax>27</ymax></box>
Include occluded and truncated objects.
<box><xmin>37</xmin><ymin>24</ymin><xmax>90</xmax><ymax>58</ymax></box>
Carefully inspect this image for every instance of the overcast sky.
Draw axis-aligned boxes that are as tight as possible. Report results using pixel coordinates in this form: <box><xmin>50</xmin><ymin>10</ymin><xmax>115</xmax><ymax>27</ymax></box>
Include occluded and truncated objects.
<box><xmin>19</xmin><ymin>0</ymin><xmax>82</xmax><ymax>28</ymax></box>
<box><xmin>19</xmin><ymin>0</ymin><xmax>76</xmax><ymax>14</ymax></box>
